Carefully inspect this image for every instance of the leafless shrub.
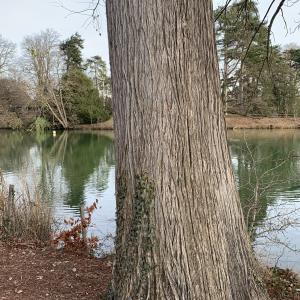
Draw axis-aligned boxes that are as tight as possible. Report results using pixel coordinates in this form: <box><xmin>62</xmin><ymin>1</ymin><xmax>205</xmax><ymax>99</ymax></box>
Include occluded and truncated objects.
<box><xmin>238</xmin><ymin>136</ymin><xmax>300</xmax><ymax>261</ymax></box>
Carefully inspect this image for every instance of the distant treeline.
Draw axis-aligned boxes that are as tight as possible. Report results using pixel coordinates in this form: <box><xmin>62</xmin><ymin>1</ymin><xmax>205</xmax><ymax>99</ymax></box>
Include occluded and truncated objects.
<box><xmin>0</xmin><ymin>30</ymin><xmax>111</xmax><ymax>129</ymax></box>
<box><xmin>2</xmin><ymin>1</ymin><xmax>298</xmax><ymax>130</ymax></box>
<box><xmin>216</xmin><ymin>0</ymin><xmax>300</xmax><ymax>116</ymax></box>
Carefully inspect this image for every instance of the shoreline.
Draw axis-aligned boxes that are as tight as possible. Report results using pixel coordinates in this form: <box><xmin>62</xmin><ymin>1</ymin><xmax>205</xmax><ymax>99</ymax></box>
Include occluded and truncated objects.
<box><xmin>74</xmin><ymin>116</ymin><xmax>300</xmax><ymax>131</ymax></box>
<box><xmin>73</xmin><ymin>118</ymin><xmax>114</xmax><ymax>131</ymax></box>
<box><xmin>2</xmin><ymin>115</ymin><xmax>300</xmax><ymax>131</ymax></box>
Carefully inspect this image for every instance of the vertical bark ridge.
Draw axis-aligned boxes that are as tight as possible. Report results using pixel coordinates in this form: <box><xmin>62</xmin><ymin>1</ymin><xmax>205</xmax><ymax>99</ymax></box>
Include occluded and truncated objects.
<box><xmin>107</xmin><ymin>0</ymin><xmax>268</xmax><ymax>299</ymax></box>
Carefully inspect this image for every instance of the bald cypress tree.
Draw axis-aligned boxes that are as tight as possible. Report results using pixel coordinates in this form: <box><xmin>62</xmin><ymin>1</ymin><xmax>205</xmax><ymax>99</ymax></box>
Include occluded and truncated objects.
<box><xmin>106</xmin><ymin>1</ymin><xmax>269</xmax><ymax>299</ymax></box>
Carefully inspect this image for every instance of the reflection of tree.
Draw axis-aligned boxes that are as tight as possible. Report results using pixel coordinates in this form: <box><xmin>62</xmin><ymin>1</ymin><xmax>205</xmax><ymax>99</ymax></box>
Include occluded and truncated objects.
<box><xmin>37</xmin><ymin>131</ymin><xmax>68</xmax><ymax>205</ymax></box>
<box><xmin>39</xmin><ymin>131</ymin><xmax>115</xmax><ymax>207</ymax></box>
<box><xmin>0</xmin><ymin>130</ymin><xmax>115</xmax><ymax>215</ymax></box>
<box><xmin>228</xmin><ymin>130</ymin><xmax>300</xmax><ymax>239</ymax></box>
<box><xmin>0</xmin><ymin>131</ymin><xmax>35</xmax><ymax>171</ymax></box>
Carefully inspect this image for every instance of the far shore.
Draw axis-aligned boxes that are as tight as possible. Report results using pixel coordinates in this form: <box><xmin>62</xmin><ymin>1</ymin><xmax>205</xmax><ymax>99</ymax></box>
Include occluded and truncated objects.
<box><xmin>1</xmin><ymin>115</ymin><xmax>300</xmax><ymax>131</ymax></box>
<box><xmin>73</xmin><ymin>118</ymin><xmax>114</xmax><ymax>131</ymax></box>
<box><xmin>73</xmin><ymin>115</ymin><xmax>300</xmax><ymax>131</ymax></box>
<box><xmin>226</xmin><ymin>115</ymin><xmax>300</xmax><ymax>129</ymax></box>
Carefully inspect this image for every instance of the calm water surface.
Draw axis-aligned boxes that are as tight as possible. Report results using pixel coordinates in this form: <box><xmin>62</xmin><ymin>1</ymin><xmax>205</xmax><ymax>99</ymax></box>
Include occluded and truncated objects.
<box><xmin>1</xmin><ymin>129</ymin><xmax>300</xmax><ymax>270</ymax></box>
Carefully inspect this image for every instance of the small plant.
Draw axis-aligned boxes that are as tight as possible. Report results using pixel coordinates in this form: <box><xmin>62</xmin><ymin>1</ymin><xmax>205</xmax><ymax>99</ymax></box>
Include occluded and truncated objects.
<box><xmin>32</xmin><ymin>117</ymin><xmax>50</xmax><ymax>133</ymax></box>
<box><xmin>52</xmin><ymin>200</ymin><xmax>99</xmax><ymax>254</ymax></box>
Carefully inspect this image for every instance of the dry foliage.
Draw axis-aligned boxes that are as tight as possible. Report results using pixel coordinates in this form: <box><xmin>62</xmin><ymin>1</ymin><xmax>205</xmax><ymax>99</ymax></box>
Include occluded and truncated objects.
<box><xmin>263</xmin><ymin>267</ymin><xmax>300</xmax><ymax>300</ymax></box>
<box><xmin>0</xmin><ymin>171</ymin><xmax>52</xmax><ymax>243</ymax></box>
<box><xmin>52</xmin><ymin>200</ymin><xmax>99</xmax><ymax>254</ymax></box>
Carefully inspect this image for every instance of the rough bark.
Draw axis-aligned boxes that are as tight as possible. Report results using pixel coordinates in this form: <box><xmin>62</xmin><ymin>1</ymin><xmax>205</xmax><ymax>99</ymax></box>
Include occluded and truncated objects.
<box><xmin>222</xmin><ymin>55</ymin><xmax>229</xmax><ymax>115</ymax></box>
<box><xmin>106</xmin><ymin>1</ymin><xmax>268</xmax><ymax>299</ymax></box>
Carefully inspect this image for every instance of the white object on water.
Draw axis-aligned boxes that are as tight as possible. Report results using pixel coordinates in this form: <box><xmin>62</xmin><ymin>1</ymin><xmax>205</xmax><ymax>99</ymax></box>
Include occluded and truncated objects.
<box><xmin>52</xmin><ymin>130</ymin><xmax>57</xmax><ymax>137</ymax></box>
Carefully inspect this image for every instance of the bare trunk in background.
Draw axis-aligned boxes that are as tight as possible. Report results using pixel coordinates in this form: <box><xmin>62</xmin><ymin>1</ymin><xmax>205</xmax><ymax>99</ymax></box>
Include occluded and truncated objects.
<box><xmin>106</xmin><ymin>1</ymin><xmax>268</xmax><ymax>299</ymax></box>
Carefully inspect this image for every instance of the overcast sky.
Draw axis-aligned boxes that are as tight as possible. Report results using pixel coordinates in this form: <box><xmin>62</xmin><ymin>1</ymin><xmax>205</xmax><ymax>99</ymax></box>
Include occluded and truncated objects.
<box><xmin>1</xmin><ymin>0</ymin><xmax>300</xmax><ymax>66</ymax></box>
<box><xmin>0</xmin><ymin>0</ymin><xmax>109</xmax><ymax>63</ymax></box>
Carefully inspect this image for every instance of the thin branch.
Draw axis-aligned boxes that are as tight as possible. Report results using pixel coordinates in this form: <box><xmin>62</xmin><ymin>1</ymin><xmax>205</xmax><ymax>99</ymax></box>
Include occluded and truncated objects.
<box><xmin>280</xmin><ymin>8</ymin><xmax>289</xmax><ymax>37</ymax></box>
<box><xmin>266</xmin><ymin>0</ymin><xmax>287</xmax><ymax>60</ymax></box>
<box><xmin>56</xmin><ymin>0</ymin><xmax>101</xmax><ymax>16</ymax></box>
<box><xmin>241</xmin><ymin>0</ymin><xmax>276</xmax><ymax>71</ymax></box>
<box><xmin>215</xmin><ymin>0</ymin><xmax>234</xmax><ymax>21</ymax></box>
<box><xmin>55</xmin><ymin>0</ymin><xmax>103</xmax><ymax>33</ymax></box>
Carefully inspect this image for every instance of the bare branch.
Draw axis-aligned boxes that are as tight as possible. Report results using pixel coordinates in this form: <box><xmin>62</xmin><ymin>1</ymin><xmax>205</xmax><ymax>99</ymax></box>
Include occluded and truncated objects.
<box><xmin>280</xmin><ymin>8</ymin><xmax>289</xmax><ymax>37</ymax></box>
<box><xmin>266</xmin><ymin>0</ymin><xmax>286</xmax><ymax>59</ymax></box>
<box><xmin>55</xmin><ymin>0</ymin><xmax>103</xmax><ymax>34</ymax></box>
<box><xmin>215</xmin><ymin>0</ymin><xmax>235</xmax><ymax>21</ymax></box>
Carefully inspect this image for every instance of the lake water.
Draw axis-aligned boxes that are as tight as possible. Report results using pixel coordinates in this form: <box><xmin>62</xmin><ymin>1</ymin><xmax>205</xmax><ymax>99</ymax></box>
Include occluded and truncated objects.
<box><xmin>1</xmin><ymin>129</ymin><xmax>300</xmax><ymax>270</ymax></box>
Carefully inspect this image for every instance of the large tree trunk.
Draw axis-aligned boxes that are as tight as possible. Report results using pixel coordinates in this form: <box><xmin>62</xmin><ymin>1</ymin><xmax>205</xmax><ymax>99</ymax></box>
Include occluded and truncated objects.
<box><xmin>106</xmin><ymin>1</ymin><xmax>268</xmax><ymax>299</ymax></box>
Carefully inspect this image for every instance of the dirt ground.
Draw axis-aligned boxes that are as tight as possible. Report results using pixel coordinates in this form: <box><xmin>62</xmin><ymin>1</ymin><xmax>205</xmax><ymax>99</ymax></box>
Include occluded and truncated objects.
<box><xmin>0</xmin><ymin>242</ymin><xmax>112</xmax><ymax>300</ymax></box>
<box><xmin>1</xmin><ymin>243</ymin><xmax>300</xmax><ymax>299</ymax></box>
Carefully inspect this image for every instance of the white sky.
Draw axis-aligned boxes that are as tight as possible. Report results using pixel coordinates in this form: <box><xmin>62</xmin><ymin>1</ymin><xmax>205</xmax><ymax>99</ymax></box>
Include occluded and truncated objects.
<box><xmin>0</xmin><ymin>0</ymin><xmax>109</xmax><ymax>63</ymax></box>
<box><xmin>0</xmin><ymin>0</ymin><xmax>300</xmax><ymax>66</ymax></box>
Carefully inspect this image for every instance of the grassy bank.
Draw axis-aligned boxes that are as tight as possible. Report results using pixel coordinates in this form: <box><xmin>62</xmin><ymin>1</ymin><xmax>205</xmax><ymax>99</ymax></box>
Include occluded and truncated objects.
<box><xmin>74</xmin><ymin>118</ymin><xmax>114</xmax><ymax>131</ymax></box>
<box><xmin>226</xmin><ymin>115</ymin><xmax>300</xmax><ymax>129</ymax></box>
<box><xmin>0</xmin><ymin>173</ymin><xmax>112</xmax><ymax>299</ymax></box>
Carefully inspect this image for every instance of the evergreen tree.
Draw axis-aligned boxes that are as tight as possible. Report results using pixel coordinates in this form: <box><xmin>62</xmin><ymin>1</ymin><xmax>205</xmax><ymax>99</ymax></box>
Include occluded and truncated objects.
<box><xmin>61</xmin><ymin>68</ymin><xmax>107</xmax><ymax>124</ymax></box>
<box><xmin>60</xmin><ymin>33</ymin><xmax>84</xmax><ymax>71</ymax></box>
<box><xmin>59</xmin><ymin>34</ymin><xmax>111</xmax><ymax>125</ymax></box>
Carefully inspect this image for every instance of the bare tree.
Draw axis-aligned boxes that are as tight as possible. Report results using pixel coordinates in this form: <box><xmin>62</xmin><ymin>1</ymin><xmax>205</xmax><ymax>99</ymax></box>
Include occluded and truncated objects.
<box><xmin>22</xmin><ymin>29</ymin><xmax>69</xmax><ymax>128</ymax></box>
<box><xmin>106</xmin><ymin>1</ymin><xmax>268</xmax><ymax>299</ymax></box>
<box><xmin>0</xmin><ymin>35</ymin><xmax>15</xmax><ymax>76</ymax></box>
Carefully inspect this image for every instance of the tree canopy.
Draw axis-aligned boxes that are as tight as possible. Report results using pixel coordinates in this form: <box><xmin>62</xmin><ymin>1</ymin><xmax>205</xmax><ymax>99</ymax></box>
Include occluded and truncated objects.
<box><xmin>0</xmin><ymin>30</ymin><xmax>112</xmax><ymax>129</ymax></box>
<box><xmin>60</xmin><ymin>32</ymin><xmax>84</xmax><ymax>71</ymax></box>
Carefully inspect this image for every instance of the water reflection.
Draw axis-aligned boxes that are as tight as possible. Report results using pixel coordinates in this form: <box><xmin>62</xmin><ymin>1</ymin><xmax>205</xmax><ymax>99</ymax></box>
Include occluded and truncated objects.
<box><xmin>228</xmin><ymin>130</ymin><xmax>300</xmax><ymax>271</ymax></box>
<box><xmin>0</xmin><ymin>130</ymin><xmax>116</xmax><ymax>238</ymax></box>
<box><xmin>39</xmin><ymin>131</ymin><xmax>114</xmax><ymax>207</ymax></box>
<box><xmin>0</xmin><ymin>131</ymin><xmax>36</xmax><ymax>171</ymax></box>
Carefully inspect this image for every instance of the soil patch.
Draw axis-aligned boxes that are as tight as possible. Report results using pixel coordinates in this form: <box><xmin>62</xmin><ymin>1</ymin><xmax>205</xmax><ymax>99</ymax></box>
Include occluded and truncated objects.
<box><xmin>1</xmin><ymin>243</ymin><xmax>300</xmax><ymax>299</ymax></box>
<box><xmin>0</xmin><ymin>242</ymin><xmax>112</xmax><ymax>300</ymax></box>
